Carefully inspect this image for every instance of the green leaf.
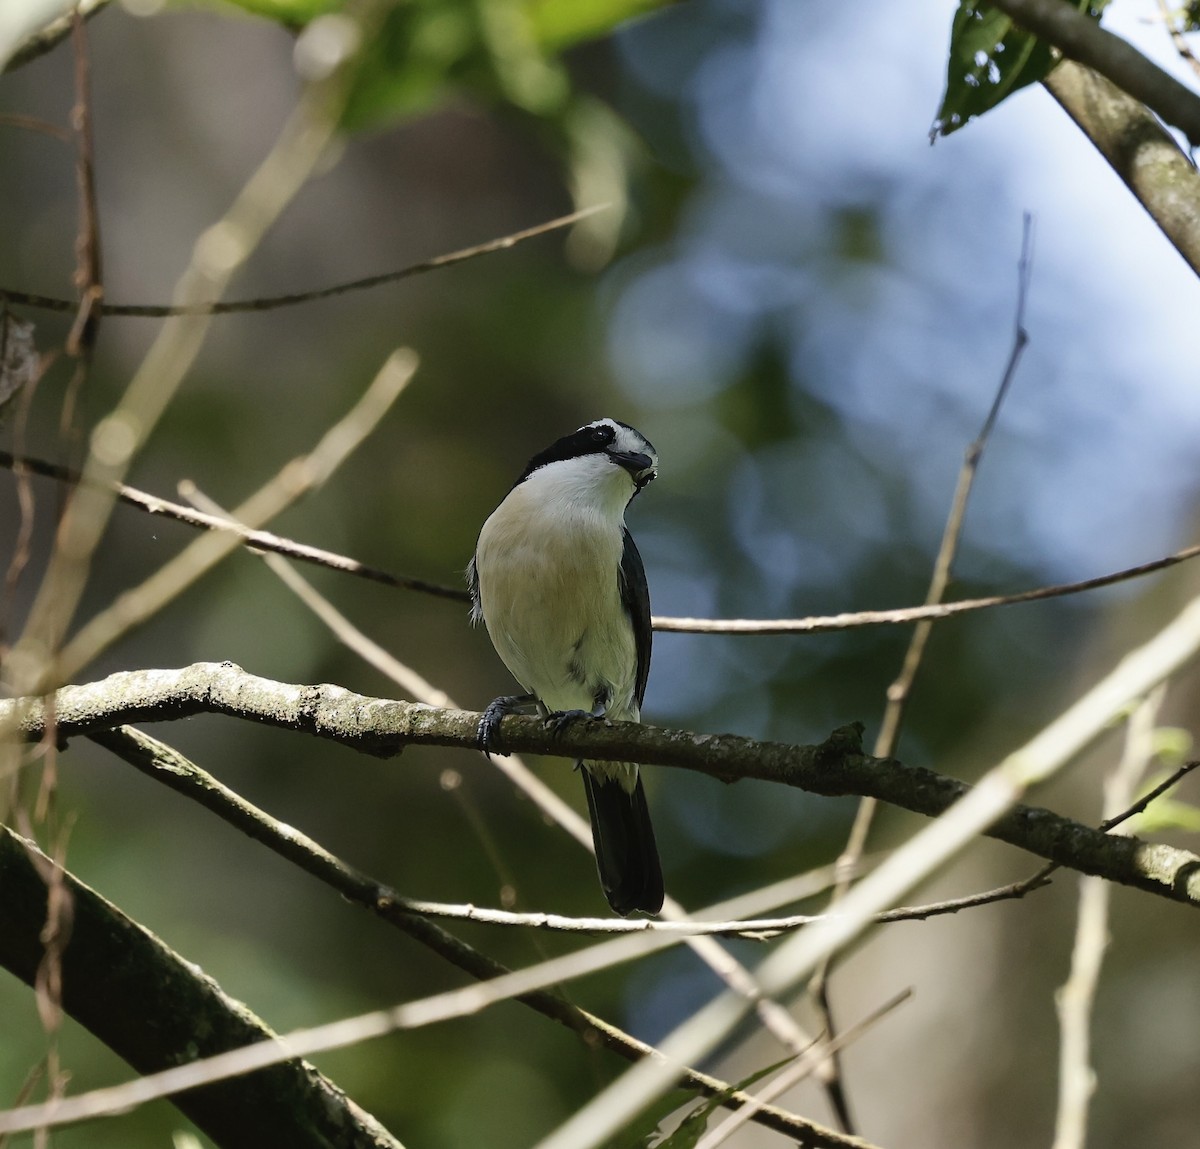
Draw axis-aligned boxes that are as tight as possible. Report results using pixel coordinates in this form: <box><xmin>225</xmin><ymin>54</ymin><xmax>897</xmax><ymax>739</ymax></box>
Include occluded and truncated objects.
<box><xmin>1123</xmin><ymin>765</ymin><xmax>1200</xmax><ymax>835</ymax></box>
<box><xmin>652</xmin><ymin>1053</ymin><xmax>797</xmax><ymax>1148</ymax></box>
<box><xmin>340</xmin><ymin>2</ymin><xmax>482</xmax><ymax>130</ymax></box>
<box><xmin>932</xmin><ymin>0</ymin><xmax>1109</xmax><ymax>139</ymax></box>
<box><xmin>1152</xmin><ymin>725</ymin><xmax>1193</xmax><ymax>767</ymax></box>
<box><xmin>204</xmin><ymin>0</ymin><xmax>340</xmax><ymax>26</ymax></box>
<box><xmin>597</xmin><ymin>1089</ymin><xmax>699</xmax><ymax>1149</ymax></box>
<box><xmin>592</xmin><ymin>1052</ymin><xmax>798</xmax><ymax>1149</ymax></box>
<box><xmin>528</xmin><ymin>0</ymin><xmax>676</xmax><ymax>52</ymax></box>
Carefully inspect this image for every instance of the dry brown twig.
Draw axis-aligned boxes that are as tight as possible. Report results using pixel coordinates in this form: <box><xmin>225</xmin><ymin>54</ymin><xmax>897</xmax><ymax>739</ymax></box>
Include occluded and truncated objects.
<box><xmin>0</xmin><ymin>206</ymin><xmax>607</xmax><ymax>319</ymax></box>
<box><xmin>694</xmin><ymin>988</ymin><xmax>914</xmax><ymax>1149</ymax></box>
<box><xmin>9</xmin><ymin>17</ymin><xmax>106</xmax><ymax>1139</ymax></box>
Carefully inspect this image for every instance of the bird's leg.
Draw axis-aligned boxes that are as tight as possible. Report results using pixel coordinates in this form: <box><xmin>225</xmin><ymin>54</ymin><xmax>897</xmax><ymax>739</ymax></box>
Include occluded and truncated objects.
<box><xmin>477</xmin><ymin>693</ymin><xmax>536</xmax><ymax>758</ymax></box>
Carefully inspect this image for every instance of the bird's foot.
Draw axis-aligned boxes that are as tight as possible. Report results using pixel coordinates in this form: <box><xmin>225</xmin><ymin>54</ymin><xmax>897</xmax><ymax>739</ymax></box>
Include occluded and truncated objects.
<box><xmin>544</xmin><ymin>708</ymin><xmax>611</xmax><ymax>738</ymax></box>
<box><xmin>477</xmin><ymin>694</ymin><xmax>535</xmax><ymax>758</ymax></box>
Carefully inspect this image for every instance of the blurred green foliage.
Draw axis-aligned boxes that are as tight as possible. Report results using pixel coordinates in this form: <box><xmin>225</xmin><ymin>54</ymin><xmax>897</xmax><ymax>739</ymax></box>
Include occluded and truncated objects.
<box><xmin>204</xmin><ymin>0</ymin><xmax>675</xmax><ymax>127</ymax></box>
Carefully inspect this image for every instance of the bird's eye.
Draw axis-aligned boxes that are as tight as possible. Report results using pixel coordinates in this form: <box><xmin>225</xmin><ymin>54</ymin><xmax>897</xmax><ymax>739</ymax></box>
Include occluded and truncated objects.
<box><xmin>591</xmin><ymin>425</ymin><xmax>614</xmax><ymax>445</ymax></box>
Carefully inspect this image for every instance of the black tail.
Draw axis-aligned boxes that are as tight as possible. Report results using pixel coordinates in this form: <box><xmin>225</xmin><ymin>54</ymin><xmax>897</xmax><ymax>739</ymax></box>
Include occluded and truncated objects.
<box><xmin>581</xmin><ymin>767</ymin><xmax>664</xmax><ymax>916</ymax></box>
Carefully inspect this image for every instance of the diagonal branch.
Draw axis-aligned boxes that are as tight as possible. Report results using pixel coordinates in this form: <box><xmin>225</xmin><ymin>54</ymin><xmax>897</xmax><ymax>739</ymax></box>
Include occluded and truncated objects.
<box><xmin>0</xmin><ymin>448</ymin><xmax>464</xmax><ymax>601</ymax></box>
<box><xmin>990</xmin><ymin>0</ymin><xmax>1200</xmax><ymax>144</ymax></box>
<box><xmin>1052</xmin><ymin>690</ymin><xmax>1162</xmax><ymax>1149</ymax></box>
<box><xmin>0</xmin><ymin>825</ymin><xmax>406</xmax><ymax>1149</ymax></box>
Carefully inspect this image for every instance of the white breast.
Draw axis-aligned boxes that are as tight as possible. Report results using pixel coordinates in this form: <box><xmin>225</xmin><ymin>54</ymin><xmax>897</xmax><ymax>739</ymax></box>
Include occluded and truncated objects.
<box><xmin>473</xmin><ymin>459</ymin><xmax>640</xmax><ymax>721</ymax></box>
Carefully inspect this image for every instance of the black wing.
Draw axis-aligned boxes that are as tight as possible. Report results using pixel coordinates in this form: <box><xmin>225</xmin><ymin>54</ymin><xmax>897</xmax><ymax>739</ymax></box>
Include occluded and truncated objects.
<box><xmin>618</xmin><ymin>528</ymin><xmax>652</xmax><ymax>708</ymax></box>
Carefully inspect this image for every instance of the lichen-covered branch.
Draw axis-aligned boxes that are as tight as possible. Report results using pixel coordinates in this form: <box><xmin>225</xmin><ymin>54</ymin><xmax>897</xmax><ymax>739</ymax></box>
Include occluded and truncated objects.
<box><xmin>6</xmin><ymin>662</ymin><xmax>1200</xmax><ymax>910</ymax></box>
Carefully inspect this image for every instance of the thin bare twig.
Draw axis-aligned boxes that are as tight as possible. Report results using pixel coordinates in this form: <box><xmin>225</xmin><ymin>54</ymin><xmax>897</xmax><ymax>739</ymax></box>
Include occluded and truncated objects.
<box><xmin>0</xmin><ymin>449</ymin><xmax>465</xmax><ymax>601</ymax></box>
<box><xmin>0</xmin><ymin>114</ymin><xmax>71</xmax><ymax>141</ymax></box>
<box><xmin>58</xmin><ymin>8</ymin><xmax>104</xmax><ymax>466</ymax></box>
<box><xmin>873</xmin><ymin>214</ymin><xmax>1033</xmax><ymax>758</ymax></box>
<box><xmin>837</xmin><ymin>215</ymin><xmax>1033</xmax><ymax>860</ymax></box>
<box><xmin>0</xmin><ymin>207</ymin><xmax>607</xmax><ymax>318</ymax></box>
<box><xmin>650</xmin><ymin>544</ymin><xmax>1200</xmax><ymax>631</ymax></box>
<box><xmin>67</xmin><ymin>8</ymin><xmax>102</xmax><ymax>361</ymax></box>
<box><xmin>16</xmin><ymin>21</ymin><xmax>104</xmax><ymax>1138</ymax></box>
<box><xmin>181</xmin><ymin>485</ymin><xmax>455</xmax><ymax>706</ymax></box>
<box><xmin>8</xmin><ymin>448</ymin><xmax>1200</xmax><ymax>628</ymax></box>
<box><xmin>0</xmin><ymin>343</ymin><xmax>55</xmax><ymax>653</ymax></box>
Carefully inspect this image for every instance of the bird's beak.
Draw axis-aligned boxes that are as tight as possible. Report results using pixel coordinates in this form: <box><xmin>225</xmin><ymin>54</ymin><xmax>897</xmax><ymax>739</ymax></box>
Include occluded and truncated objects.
<box><xmin>609</xmin><ymin>450</ymin><xmax>657</xmax><ymax>489</ymax></box>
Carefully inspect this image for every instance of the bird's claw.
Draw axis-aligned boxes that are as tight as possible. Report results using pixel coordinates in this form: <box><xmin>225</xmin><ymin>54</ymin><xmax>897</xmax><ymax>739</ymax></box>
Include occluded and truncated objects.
<box><xmin>544</xmin><ymin>709</ymin><xmax>610</xmax><ymax>738</ymax></box>
<box><xmin>477</xmin><ymin>694</ymin><xmax>534</xmax><ymax>758</ymax></box>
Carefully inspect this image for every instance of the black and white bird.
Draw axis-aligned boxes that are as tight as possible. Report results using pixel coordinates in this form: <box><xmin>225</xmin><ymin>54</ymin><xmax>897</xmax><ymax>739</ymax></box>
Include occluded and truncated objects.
<box><xmin>468</xmin><ymin>418</ymin><xmax>664</xmax><ymax>916</ymax></box>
